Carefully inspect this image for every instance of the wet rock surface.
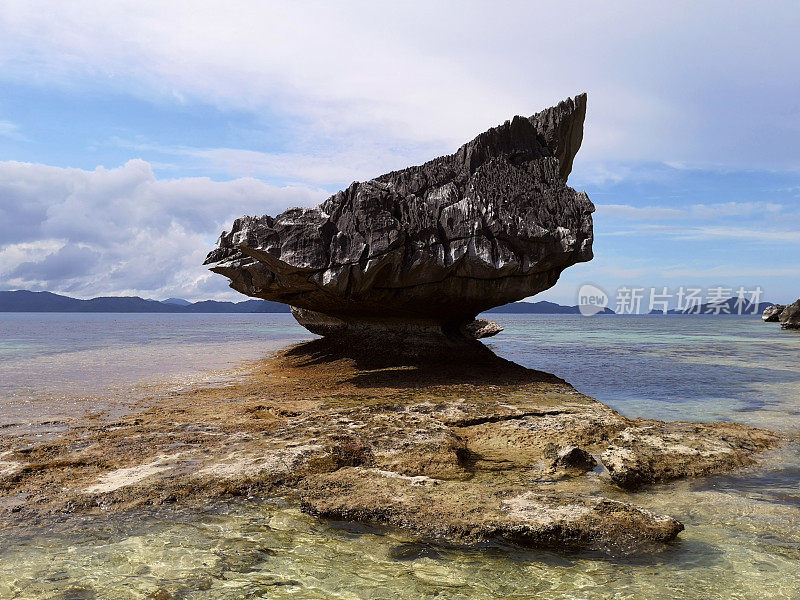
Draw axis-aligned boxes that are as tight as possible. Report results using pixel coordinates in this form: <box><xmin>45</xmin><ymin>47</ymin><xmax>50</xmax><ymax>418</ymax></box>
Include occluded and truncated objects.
<box><xmin>300</xmin><ymin>468</ymin><xmax>684</xmax><ymax>552</ymax></box>
<box><xmin>600</xmin><ymin>421</ymin><xmax>777</xmax><ymax>490</ymax></box>
<box><xmin>205</xmin><ymin>95</ymin><xmax>593</xmax><ymax>339</ymax></box>
<box><xmin>0</xmin><ymin>341</ymin><xmax>782</xmax><ymax>553</ymax></box>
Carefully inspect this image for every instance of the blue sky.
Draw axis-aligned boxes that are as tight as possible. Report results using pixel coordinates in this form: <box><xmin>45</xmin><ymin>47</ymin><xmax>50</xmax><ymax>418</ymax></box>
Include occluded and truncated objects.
<box><xmin>0</xmin><ymin>1</ymin><xmax>798</xmax><ymax>304</ymax></box>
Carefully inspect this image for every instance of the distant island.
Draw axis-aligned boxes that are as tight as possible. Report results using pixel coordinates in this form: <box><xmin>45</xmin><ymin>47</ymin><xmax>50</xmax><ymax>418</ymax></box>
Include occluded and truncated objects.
<box><xmin>0</xmin><ymin>290</ymin><xmax>777</xmax><ymax>316</ymax></box>
<box><xmin>0</xmin><ymin>290</ymin><xmax>614</xmax><ymax>314</ymax></box>
<box><xmin>487</xmin><ymin>300</ymin><xmax>615</xmax><ymax>315</ymax></box>
<box><xmin>647</xmin><ymin>297</ymin><xmax>774</xmax><ymax>316</ymax></box>
<box><xmin>0</xmin><ymin>290</ymin><xmax>291</xmax><ymax>313</ymax></box>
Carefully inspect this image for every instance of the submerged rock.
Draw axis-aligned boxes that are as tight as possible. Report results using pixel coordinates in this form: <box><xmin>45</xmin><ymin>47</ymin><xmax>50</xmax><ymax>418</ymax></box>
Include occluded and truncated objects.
<box><xmin>206</xmin><ymin>95</ymin><xmax>593</xmax><ymax>340</ymax></box>
<box><xmin>762</xmin><ymin>304</ymin><xmax>785</xmax><ymax>322</ymax></box>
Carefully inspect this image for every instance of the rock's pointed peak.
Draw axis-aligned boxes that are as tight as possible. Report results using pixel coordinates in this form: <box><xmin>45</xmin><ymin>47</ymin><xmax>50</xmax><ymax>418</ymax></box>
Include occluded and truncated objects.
<box><xmin>529</xmin><ymin>93</ymin><xmax>587</xmax><ymax>180</ymax></box>
<box><xmin>454</xmin><ymin>93</ymin><xmax>586</xmax><ymax>181</ymax></box>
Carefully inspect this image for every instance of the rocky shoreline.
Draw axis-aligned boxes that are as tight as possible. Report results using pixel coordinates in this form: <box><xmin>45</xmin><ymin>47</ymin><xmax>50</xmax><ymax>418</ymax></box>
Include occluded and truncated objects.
<box><xmin>0</xmin><ymin>340</ymin><xmax>782</xmax><ymax>554</ymax></box>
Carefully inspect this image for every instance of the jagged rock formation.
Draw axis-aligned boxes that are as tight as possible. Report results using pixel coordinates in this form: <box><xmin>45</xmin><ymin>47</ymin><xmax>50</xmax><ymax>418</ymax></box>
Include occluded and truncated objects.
<box><xmin>779</xmin><ymin>300</ymin><xmax>800</xmax><ymax>329</ymax></box>
<box><xmin>205</xmin><ymin>94</ymin><xmax>593</xmax><ymax>339</ymax></box>
<box><xmin>762</xmin><ymin>301</ymin><xmax>800</xmax><ymax>329</ymax></box>
<box><xmin>762</xmin><ymin>304</ymin><xmax>785</xmax><ymax>322</ymax></box>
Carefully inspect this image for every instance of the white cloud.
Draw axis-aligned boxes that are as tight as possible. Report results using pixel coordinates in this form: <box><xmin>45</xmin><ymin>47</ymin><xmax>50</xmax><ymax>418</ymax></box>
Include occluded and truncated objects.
<box><xmin>605</xmin><ymin>223</ymin><xmax>800</xmax><ymax>243</ymax></box>
<box><xmin>689</xmin><ymin>202</ymin><xmax>784</xmax><ymax>220</ymax></box>
<box><xmin>0</xmin><ymin>159</ymin><xmax>327</xmax><ymax>299</ymax></box>
<box><xmin>596</xmin><ymin>201</ymin><xmax>790</xmax><ymax>222</ymax></box>
<box><xmin>1</xmin><ymin>1</ymin><xmax>799</xmax><ymax>171</ymax></box>
<box><xmin>0</xmin><ymin>240</ymin><xmax>63</xmax><ymax>276</ymax></box>
<box><xmin>112</xmin><ymin>138</ymin><xmax>429</xmax><ymax>187</ymax></box>
<box><xmin>686</xmin><ymin>226</ymin><xmax>800</xmax><ymax>243</ymax></box>
<box><xmin>596</xmin><ymin>204</ymin><xmax>686</xmax><ymax>220</ymax></box>
<box><xmin>660</xmin><ymin>265</ymin><xmax>800</xmax><ymax>278</ymax></box>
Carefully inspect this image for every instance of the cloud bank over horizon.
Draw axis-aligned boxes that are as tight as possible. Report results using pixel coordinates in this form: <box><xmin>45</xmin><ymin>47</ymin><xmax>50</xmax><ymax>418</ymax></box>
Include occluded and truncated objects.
<box><xmin>0</xmin><ymin>159</ymin><xmax>325</xmax><ymax>300</ymax></box>
<box><xmin>0</xmin><ymin>1</ymin><xmax>798</xmax><ymax>303</ymax></box>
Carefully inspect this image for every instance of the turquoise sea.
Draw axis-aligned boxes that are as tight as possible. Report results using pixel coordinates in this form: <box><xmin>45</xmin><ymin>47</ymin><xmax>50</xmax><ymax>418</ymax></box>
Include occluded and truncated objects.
<box><xmin>0</xmin><ymin>313</ymin><xmax>798</xmax><ymax>599</ymax></box>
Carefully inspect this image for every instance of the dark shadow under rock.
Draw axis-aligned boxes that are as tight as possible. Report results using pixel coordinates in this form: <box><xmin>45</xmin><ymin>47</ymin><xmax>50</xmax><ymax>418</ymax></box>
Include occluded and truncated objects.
<box><xmin>281</xmin><ymin>335</ymin><xmax>565</xmax><ymax>388</ymax></box>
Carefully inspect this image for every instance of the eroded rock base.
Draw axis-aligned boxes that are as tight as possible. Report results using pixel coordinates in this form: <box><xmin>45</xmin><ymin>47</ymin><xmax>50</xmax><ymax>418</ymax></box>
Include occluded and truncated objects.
<box><xmin>0</xmin><ymin>340</ymin><xmax>781</xmax><ymax>553</ymax></box>
<box><xmin>290</xmin><ymin>306</ymin><xmax>503</xmax><ymax>343</ymax></box>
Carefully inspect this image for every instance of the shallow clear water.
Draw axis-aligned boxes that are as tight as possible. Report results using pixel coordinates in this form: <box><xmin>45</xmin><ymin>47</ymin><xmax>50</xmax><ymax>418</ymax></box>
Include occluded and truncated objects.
<box><xmin>0</xmin><ymin>313</ymin><xmax>798</xmax><ymax>599</ymax></box>
<box><xmin>487</xmin><ymin>315</ymin><xmax>800</xmax><ymax>432</ymax></box>
<box><xmin>0</xmin><ymin>313</ymin><xmax>311</xmax><ymax>434</ymax></box>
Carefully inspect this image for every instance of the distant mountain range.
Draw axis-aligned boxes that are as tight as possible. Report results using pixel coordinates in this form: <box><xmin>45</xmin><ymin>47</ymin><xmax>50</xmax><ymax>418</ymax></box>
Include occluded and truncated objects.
<box><xmin>0</xmin><ymin>290</ymin><xmax>614</xmax><ymax>314</ymax></box>
<box><xmin>0</xmin><ymin>290</ymin><xmax>776</xmax><ymax>316</ymax></box>
<box><xmin>0</xmin><ymin>290</ymin><xmax>291</xmax><ymax>313</ymax></box>
<box><xmin>486</xmin><ymin>300</ymin><xmax>615</xmax><ymax>314</ymax></box>
<box><xmin>162</xmin><ymin>297</ymin><xmax>191</xmax><ymax>306</ymax></box>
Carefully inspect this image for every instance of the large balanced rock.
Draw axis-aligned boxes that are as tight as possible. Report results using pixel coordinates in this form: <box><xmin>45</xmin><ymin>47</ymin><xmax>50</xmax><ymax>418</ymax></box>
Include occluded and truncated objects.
<box><xmin>206</xmin><ymin>94</ymin><xmax>594</xmax><ymax>339</ymax></box>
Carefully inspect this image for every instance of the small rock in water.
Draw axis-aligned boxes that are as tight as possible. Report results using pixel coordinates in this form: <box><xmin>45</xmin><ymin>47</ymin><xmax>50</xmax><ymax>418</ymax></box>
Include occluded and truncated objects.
<box><xmin>388</xmin><ymin>542</ymin><xmax>444</xmax><ymax>561</ymax></box>
<box><xmin>461</xmin><ymin>319</ymin><xmax>504</xmax><ymax>340</ymax></box>
<box><xmin>60</xmin><ymin>588</ymin><xmax>96</xmax><ymax>600</ymax></box>
<box><xmin>762</xmin><ymin>304</ymin><xmax>785</xmax><ymax>322</ymax></box>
